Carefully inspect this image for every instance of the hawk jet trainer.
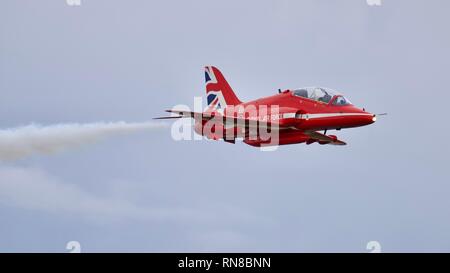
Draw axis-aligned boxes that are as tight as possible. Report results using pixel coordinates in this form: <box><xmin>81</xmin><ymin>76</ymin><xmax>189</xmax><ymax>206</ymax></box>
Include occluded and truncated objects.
<box><xmin>156</xmin><ymin>66</ymin><xmax>383</xmax><ymax>147</ymax></box>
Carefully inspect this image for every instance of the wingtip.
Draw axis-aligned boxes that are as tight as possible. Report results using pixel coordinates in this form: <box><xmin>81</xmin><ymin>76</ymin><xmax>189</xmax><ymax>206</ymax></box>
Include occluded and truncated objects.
<box><xmin>330</xmin><ymin>140</ymin><xmax>347</xmax><ymax>146</ymax></box>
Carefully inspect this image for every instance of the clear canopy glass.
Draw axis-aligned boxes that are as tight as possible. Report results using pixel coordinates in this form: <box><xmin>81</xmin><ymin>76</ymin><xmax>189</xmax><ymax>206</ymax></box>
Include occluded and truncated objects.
<box><xmin>293</xmin><ymin>87</ymin><xmax>351</xmax><ymax>105</ymax></box>
<box><xmin>332</xmin><ymin>95</ymin><xmax>352</xmax><ymax>106</ymax></box>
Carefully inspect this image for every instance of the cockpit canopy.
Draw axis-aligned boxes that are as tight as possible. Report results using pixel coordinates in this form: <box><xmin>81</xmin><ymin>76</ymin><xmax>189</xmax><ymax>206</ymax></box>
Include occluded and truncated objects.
<box><xmin>293</xmin><ymin>87</ymin><xmax>352</xmax><ymax>105</ymax></box>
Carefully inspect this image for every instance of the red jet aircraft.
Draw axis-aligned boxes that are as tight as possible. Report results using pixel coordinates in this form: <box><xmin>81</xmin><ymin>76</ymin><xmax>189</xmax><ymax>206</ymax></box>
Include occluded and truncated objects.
<box><xmin>156</xmin><ymin>66</ymin><xmax>382</xmax><ymax>147</ymax></box>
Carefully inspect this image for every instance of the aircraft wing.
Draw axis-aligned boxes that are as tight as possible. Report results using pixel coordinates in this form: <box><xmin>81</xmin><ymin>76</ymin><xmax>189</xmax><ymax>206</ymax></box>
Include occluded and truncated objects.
<box><xmin>155</xmin><ymin>110</ymin><xmax>346</xmax><ymax>145</ymax></box>
<box><xmin>155</xmin><ymin>110</ymin><xmax>283</xmax><ymax>129</ymax></box>
<box><xmin>304</xmin><ymin>131</ymin><xmax>347</xmax><ymax>145</ymax></box>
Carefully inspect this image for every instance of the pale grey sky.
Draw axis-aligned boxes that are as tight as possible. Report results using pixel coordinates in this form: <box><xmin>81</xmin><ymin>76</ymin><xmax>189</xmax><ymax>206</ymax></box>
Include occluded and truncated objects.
<box><xmin>1</xmin><ymin>0</ymin><xmax>450</xmax><ymax>252</ymax></box>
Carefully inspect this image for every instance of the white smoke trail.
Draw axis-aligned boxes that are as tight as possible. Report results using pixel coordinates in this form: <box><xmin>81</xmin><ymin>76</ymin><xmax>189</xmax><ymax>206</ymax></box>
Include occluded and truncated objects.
<box><xmin>0</xmin><ymin>122</ymin><xmax>168</xmax><ymax>161</ymax></box>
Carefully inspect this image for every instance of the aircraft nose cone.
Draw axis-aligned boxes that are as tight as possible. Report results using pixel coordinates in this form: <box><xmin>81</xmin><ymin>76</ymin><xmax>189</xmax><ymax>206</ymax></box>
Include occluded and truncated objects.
<box><xmin>371</xmin><ymin>114</ymin><xmax>377</xmax><ymax>123</ymax></box>
<box><xmin>359</xmin><ymin>109</ymin><xmax>376</xmax><ymax>126</ymax></box>
<box><xmin>364</xmin><ymin>112</ymin><xmax>376</xmax><ymax>125</ymax></box>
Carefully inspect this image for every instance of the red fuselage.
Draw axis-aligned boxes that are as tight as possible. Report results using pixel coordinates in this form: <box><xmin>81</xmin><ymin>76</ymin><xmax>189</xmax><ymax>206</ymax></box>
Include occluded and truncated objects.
<box><xmin>241</xmin><ymin>90</ymin><xmax>375</xmax><ymax>131</ymax></box>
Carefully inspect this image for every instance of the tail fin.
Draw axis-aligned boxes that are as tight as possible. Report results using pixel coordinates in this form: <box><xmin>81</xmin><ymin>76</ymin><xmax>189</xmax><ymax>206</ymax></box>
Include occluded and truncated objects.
<box><xmin>204</xmin><ymin>66</ymin><xmax>241</xmax><ymax>110</ymax></box>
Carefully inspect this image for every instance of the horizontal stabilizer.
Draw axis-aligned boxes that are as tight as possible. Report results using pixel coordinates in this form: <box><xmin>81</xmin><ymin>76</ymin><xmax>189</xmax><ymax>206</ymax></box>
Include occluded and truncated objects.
<box><xmin>153</xmin><ymin>116</ymin><xmax>183</xmax><ymax>120</ymax></box>
<box><xmin>153</xmin><ymin>110</ymin><xmax>217</xmax><ymax>120</ymax></box>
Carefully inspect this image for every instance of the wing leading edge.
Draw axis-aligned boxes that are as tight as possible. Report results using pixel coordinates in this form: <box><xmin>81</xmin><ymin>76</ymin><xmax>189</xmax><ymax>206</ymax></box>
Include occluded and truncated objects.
<box><xmin>155</xmin><ymin>110</ymin><xmax>347</xmax><ymax>146</ymax></box>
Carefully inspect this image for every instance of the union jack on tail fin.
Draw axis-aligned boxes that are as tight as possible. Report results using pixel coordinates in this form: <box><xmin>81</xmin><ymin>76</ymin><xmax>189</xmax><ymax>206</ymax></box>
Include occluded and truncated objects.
<box><xmin>204</xmin><ymin>66</ymin><xmax>241</xmax><ymax>110</ymax></box>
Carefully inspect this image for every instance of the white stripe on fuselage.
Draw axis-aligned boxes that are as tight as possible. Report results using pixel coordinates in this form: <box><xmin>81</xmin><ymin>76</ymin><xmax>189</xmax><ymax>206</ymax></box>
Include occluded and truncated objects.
<box><xmin>219</xmin><ymin>112</ymin><xmax>371</xmax><ymax>122</ymax></box>
<box><xmin>301</xmin><ymin>113</ymin><xmax>372</xmax><ymax>119</ymax></box>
